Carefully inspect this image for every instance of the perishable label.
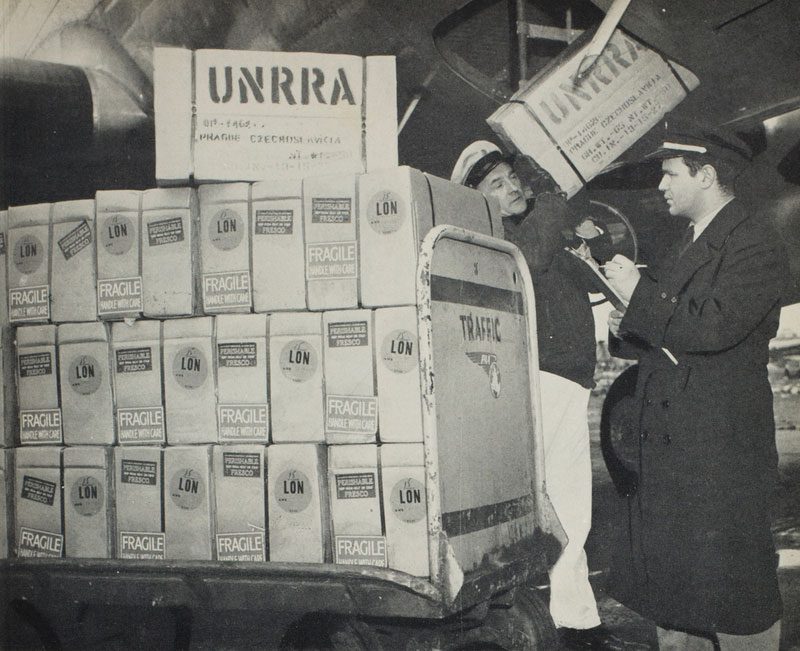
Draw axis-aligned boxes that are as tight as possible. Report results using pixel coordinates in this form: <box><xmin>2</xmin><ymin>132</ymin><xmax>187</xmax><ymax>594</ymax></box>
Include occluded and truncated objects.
<box><xmin>21</xmin><ymin>475</ymin><xmax>57</xmax><ymax>505</ymax></box>
<box><xmin>311</xmin><ymin>197</ymin><xmax>352</xmax><ymax>223</ymax></box>
<box><xmin>218</xmin><ymin>405</ymin><xmax>268</xmax><ymax>442</ymax></box>
<box><xmin>326</xmin><ymin>395</ymin><xmax>378</xmax><ymax>435</ymax></box>
<box><xmin>255</xmin><ymin>209</ymin><xmax>293</xmax><ymax>235</ymax></box>
<box><xmin>120</xmin><ymin>459</ymin><xmax>159</xmax><ymax>485</ymax></box>
<box><xmin>117</xmin><ymin>407</ymin><xmax>165</xmax><ymax>443</ymax></box>
<box><xmin>202</xmin><ymin>270</ymin><xmax>251</xmax><ymax>310</ymax></box>
<box><xmin>19</xmin><ymin>351</ymin><xmax>52</xmax><ymax>377</ymax></box>
<box><xmin>119</xmin><ymin>532</ymin><xmax>166</xmax><ymax>560</ymax></box>
<box><xmin>116</xmin><ymin>347</ymin><xmax>153</xmax><ymax>373</ymax></box>
<box><xmin>20</xmin><ymin>409</ymin><xmax>62</xmax><ymax>444</ymax></box>
<box><xmin>217</xmin><ymin>342</ymin><xmax>257</xmax><ymax>367</ymax></box>
<box><xmin>9</xmin><ymin>285</ymin><xmax>49</xmax><ymax>322</ymax></box>
<box><xmin>306</xmin><ymin>241</ymin><xmax>357</xmax><ymax>280</ymax></box>
<box><xmin>216</xmin><ymin>531</ymin><xmax>265</xmax><ymax>561</ymax></box>
<box><xmin>148</xmin><ymin>216</ymin><xmax>184</xmax><ymax>246</ymax></box>
<box><xmin>98</xmin><ymin>277</ymin><xmax>143</xmax><ymax>315</ymax></box>
<box><xmin>18</xmin><ymin>527</ymin><xmax>64</xmax><ymax>558</ymax></box>
<box><xmin>335</xmin><ymin>472</ymin><xmax>376</xmax><ymax>499</ymax></box>
<box><xmin>57</xmin><ymin>220</ymin><xmax>92</xmax><ymax>260</ymax></box>
<box><xmin>222</xmin><ymin>452</ymin><xmax>262</xmax><ymax>478</ymax></box>
<box><xmin>334</xmin><ymin>535</ymin><xmax>387</xmax><ymax>567</ymax></box>
<box><xmin>327</xmin><ymin>321</ymin><xmax>368</xmax><ymax>347</ymax></box>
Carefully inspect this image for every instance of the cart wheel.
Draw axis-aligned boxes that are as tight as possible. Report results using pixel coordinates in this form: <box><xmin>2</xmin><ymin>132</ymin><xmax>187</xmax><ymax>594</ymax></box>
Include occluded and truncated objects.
<box><xmin>280</xmin><ymin>613</ymin><xmax>382</xmax><ymax>650</ymax></box>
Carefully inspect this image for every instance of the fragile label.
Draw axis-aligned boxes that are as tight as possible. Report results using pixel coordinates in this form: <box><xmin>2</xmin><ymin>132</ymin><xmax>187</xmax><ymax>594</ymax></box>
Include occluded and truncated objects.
<box><xmin>9</xmin><ymin>285</ymin><xmax>49</xmax><ymax>322</ymax></box>
<box><xmin>306</xmin><ymin>241</ymin><xmax>357</xmax><ymax>279</ymax></box>
<box><xmin>116</xmin><ymin>347</ymin><xmax>153</xmax><ymax>373</ymax></box>
<box><xmin>327</xmin><ymin>321</ymin><xmax>368</xmax><ymax>347</ymax></box>
<box><xmin>222</xmin><ymin>452</ymin><xmax>262</xmax><ymax>478</ymax></box>
<box><xmin>119</xmin><ymin>532</ymin><xmax>166</xmax><ymax>560</ymax></box>
<box><xmin>120</xmin><ymin>459</ymin><xmax>159</xmax><ymax>485</ymax></box>
<box><xmin>148</xmin><ymin>216</ymin><xmax>184</xmax><ymax>246</ymax></box>
<box><xmin>117</xmin><ymin>407</ymin><xmax>165</xmax><ymax>443</ymax></box>
<box><xmin>335</xmin><ymin>472</ymin><xmax>376</xmax><ymax>499</ymax></box>
<box><xmin>67</xmin><ymin>354</ymin><xmax>102</xmax><ymax>395</ymax></box>
<box><xmin>98</xmin><ymin>277</ymin><xmax>143</xmax><ymax>315</ymax></box>
<box><xmin>58</xmin><ymin>220</ymin><xmax>92</xmax><ymax>260</ymax></box>
<box><xmin>335</xmin><ymin>535</ymin><xmax>387</xmax><ymax>567</ymax></box>
<box><xmin>218</xmin><ymin>342</ymin><xmax>257</xmax><ymax>368</ymax></box>
<box><xmin>202</xmin><ymin>270</ymin><xmax>251</xmax><ymax>310</ymax></box>
<box><xmin>218</xmin><ymin>405</ymin><xmax>268</xmax><ymax>442</ymax></box>
<box><xmin>21</xmin><ymin>475</ymin><xmax>58</xmax><ymax>505</ymax></box>
<box><xmin>18</xmin><ymin>527</ymin><xmax>64</xmax><ymax>558</ymax></box>
<box><xmin>311</xmin><ymin>197</ymin><xmax>352</xmax><ymax>223</ymax></box>
<box><xmin>255</xmin><ymin>209</ymin><xmax>293</xmax><ymax>235</ymax></box>
<box><xmin>20</xmin><ymin>409</ymin><xmax>62</xmax><ymax>444</ymax></box>
<box><xmin>208</xmin><ymin>208</ymin><xmax>245</xmax><ymax>251</ymax></box>
<box><xmin>326</xmin><ymin>395</ymin><xmax>378</xmax><ymax>435</ymax></box>
<box><xmin>216</xmin><ymin>532</ymin><xmax>265</xmax><ymax>562</ymax></box>
<box><xmin>19</xmin><ymin>351</ymin><xmax>52</xmax><ymax>377</ymax></box>
<box><xmin>100</xmin><ymin>214</ymin><xmax>136</xmax><ymax>255</ymax></box>
<box><xmin>70</xmin><ymin>476</ymin><xmax>104</xmax><ymax>516</ymax></box>
<box><xmin>275</xmin><ymin>469</ymin><xmax>312</xmax><ymax>513</ymax></box>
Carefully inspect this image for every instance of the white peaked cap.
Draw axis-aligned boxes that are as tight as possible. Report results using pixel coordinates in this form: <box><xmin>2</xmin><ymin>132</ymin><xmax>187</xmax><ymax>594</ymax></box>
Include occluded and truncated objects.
<box><xmin>450</xmin><ymin>140</ymin><xmax>503</xmax><ymax>186</ymax></box>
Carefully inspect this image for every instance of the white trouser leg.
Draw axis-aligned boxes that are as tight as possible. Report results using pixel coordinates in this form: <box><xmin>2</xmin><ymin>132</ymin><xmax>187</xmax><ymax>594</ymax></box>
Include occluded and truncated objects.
<box><xmin>539</xmin><ymin>371</ymin><xmax>601</xmax><ymax>629</ymax></box>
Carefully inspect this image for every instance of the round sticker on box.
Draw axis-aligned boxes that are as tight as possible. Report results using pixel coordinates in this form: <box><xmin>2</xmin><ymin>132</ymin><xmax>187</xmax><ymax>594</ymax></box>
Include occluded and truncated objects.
<box><xmin>275</xmin><ymin>470</ymin><xmax>312</xmax><ymax>513</ymax></box>
<box><xmin>279</xmin><ymin>340</ymin><xmax>317</xmax><ymax>382</ymax></box>
<box><xmin>209</xmin><ymin>208</ymin><xmax>244</xmax><ymax>251</ymax></box>
<box><xmin>100</xmin><ymin>214</ymin><xmax>135</xmax><ymax>255</ymax></box>
<box><xmin>172</xmin><ymin>346</ymin><xmax>208</xmax><ymax>389</ymax></box>
<box><xmin>381</xmin><ymin>329</ymin><xmax>416</xmax><ymax>374</ymax></box>
<box><xmin>13</xmin><ymin>234</ymin><xmax>45</xmax><ymax>274</ymax></box>
<box><xmin>169</xmin><ymin>468</ymin><xmax>204</xmax><ymax>510</ymax></box>
<box><xmin>70</xmin><ymin>476</ymin><xmax>104</xmax><ymax>517</ymax></box>
<box><xmin>367</xmin><ymin>190</ymin><xmax>405</xmax><ymax>234</ymax></box>
<box><xmin>390</xmin><ymin>478</ymin><xmax>426</xmax><ymax>523</ymax></box>
<box><xmin>68</xmin><ymin>355</ymin><xmax>102</xmax><ymax>395</ymax></box>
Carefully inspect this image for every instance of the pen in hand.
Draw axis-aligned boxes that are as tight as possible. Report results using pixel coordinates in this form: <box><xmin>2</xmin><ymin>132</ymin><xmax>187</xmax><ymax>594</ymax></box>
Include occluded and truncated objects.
<box><xmin>599</xmin><ymin>263</ymin><xmax>648</xmax><ymax>269</ymax></box>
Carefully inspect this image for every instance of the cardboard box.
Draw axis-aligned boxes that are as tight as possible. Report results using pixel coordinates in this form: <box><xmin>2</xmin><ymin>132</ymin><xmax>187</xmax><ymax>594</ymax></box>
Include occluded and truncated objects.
<box><xmin>216</xmin><ymin>314</ymin><xmax>268</xmax><ymax>443</ymax></box>
<box><xmin>58</xmin><ymin>322</ymin><xmax>115</xmax><ymax>445</ymax></box>
<box><xmin>323</xmin><ymin>310</ymin><xmax>377</xmax><ymax>444</ymax></box>
<box><xmin>198</xmin><ymin>183</ymin><xmax>252</xmax><ymax>313</ymax></box>
<box><xmin>269</xmin><ymin>312</ymin><xmax>324</xmax><ymax>443</ymax></box>
<box><xmin>16</xmin><ymin>325</ymin><xmax>61</xmax><ymax>445</ymax></box>
<box><xmin>164</xmin><ymin>445</ymin><xmax>214</xmax><ymax>560</ymax></box>
<box><xmin>374</xmin><ymin>306</ymin><xmax>423</xmax><ymax>443</ymax></box>
<box><xmin>358</xmin><ymin>167</ymin><xmax>502</xmax><ymax>307</ymax></box>
<box><xmin>328</xmin><ymin>444</ymin><xmax>385</xmax><ymax>567</ymax></box>
<box><xmin>95</xmin><ymin>190</ymin><xmax>143</xmax><ymax>319</ymax></box>
<box><xmin>14</xmin><ymin>446</ymin><xmax>63</xmax><ymax>558</ymax></box>
<box><xmin>63</xmin><ymin>446</ymin><xmax>113</xmax><ymax>558</ymax></box>
<box><xmin>267</xmin><ymin>443</ymin><xmax>329</xmax><ymax>563</ymax></box>
<box><xmin>0</xmin><ymin>210</ymin><xmax>9</xmax><ymax>325</ymax></box>
<box><xmin>115</xmin><ymin>446</ymin><xmax>165</xmax><ymax>560</ymax></box>
<box><xmin>7</xmin><ymin>203</ymin><xmax>51</xmax><ymax>324</ymax></box>
<box><xmin>0</xmin><ymin>449</ymin><xmax>12</xmax><ymax>558</ymax></box>
<box><xmin>163</xmin><ymin>317</ymin><xmax>217</xmax><ymax>445</ymax></box>
<box><xmin>154</xmin><ymin>48</ymin><xmax>397</xmax><ymax>183</ymax></box>
<box><xmin>380</xmin><ymin>443</ymin><xmax>428</xmax><ymax>576</ymax></box>
<box><xmin>303</xmin><ymin>173</ymin><xmax>358</xmax><ymax>310</ymax></box>
<box><xmin>251</xmin><ymin>179</ymin><xmax>306</xmax><ymax>312</ymax></box>
<box><xmin>50</xmin><ymin>199</ymin><xmax>97</xmax><ymax>322</ymax></box>
<box><xmin>213</xmin><ymin>444</ymin><xmax>266</xmax><ymax>561</ymax></box>
<box><xmin>141</xmin><ymin>187</ymin><xmax>198</xmax><ymax>318</ymax></box>
<box><xmin>111</xmin><ymin>320</ymin><xmax>165</xmax><ymax>445</ymax></box>
<box><xmin>0</xmin><ymin>326</ymin><xmax>19</xmax><ymax>448</ymax></box>
<box><xmin>487</xmin><ymin>29</ymin><xmax>699</xmax><ymax>198</ymax></box>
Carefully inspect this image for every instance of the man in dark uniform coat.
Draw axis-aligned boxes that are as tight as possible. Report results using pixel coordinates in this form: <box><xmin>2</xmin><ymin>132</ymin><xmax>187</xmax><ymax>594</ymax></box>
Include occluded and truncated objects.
<box><xmin>604</xmin><ymin>120</ymin><xmax>788</xmax><ymax>650</ymax></box>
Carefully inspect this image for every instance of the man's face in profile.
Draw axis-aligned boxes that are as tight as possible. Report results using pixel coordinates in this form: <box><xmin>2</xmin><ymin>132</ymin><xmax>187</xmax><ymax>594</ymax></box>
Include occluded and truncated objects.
<box><xmin>476</xmin><ymin>162</ymin><xmax>526</xmax><ymax>217</ymax></box>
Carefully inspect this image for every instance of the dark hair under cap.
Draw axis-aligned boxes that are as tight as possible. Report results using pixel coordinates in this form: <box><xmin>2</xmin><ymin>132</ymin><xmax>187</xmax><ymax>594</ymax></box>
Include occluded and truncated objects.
<box><xmin>464</xmin><ymin>151</ymin><xmax>514</xmax><ymax>188</ymax></box>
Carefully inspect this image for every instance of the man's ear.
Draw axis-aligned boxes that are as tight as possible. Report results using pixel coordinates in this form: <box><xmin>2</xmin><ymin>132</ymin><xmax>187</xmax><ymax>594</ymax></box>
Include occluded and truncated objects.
<box><xmin>699</xmin><ymin>164</ymin><xmax>717</xmax><ymax>188</ymax></box>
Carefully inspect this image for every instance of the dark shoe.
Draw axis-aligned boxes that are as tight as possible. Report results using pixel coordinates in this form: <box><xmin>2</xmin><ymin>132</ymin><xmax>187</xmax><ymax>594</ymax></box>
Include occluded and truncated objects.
<box><xmin>559</xmin><ymin>625</ymin><xmax>645</xmax><ymax>650</ymax></box>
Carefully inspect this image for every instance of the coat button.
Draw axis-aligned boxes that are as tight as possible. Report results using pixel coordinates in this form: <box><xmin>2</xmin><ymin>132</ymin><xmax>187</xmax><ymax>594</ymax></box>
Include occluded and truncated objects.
<box><xmin>662</xmin><ymin>434</ymin><xmax>672</xmax><ymax>445</ymax></box>
<box><xmin>661</xmin><ymin>399</ymin><xmax>670</xmax><ymax>408</ymax></box>
<box><xmin>660</xmin><ymin>292</ymin><xmax>668</xmax><ymax>299</ymax></box>
<box><xmin>670</xmin><ymin>296</ymin><xmax>678</xmax><ymax>303</ymax></box>
<box><xmin>641</xmin><ymin>430</ymin><xmax>649</xmax><ymax>441</ymax></box>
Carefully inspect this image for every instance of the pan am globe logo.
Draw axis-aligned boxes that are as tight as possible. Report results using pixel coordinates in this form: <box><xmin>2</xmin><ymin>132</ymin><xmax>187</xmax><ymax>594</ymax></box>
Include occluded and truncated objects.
<box><xmin>466</xmin><ymin>352</ymin><xmax>502</xmax><ymax>399</ymax></box>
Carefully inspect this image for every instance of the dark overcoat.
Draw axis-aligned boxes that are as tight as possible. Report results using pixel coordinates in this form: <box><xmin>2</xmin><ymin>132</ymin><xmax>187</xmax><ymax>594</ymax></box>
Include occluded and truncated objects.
<box><xmin>608</xmin><ymin>199</ymin><xmax>787</xmax><ymax>634</ymax></box>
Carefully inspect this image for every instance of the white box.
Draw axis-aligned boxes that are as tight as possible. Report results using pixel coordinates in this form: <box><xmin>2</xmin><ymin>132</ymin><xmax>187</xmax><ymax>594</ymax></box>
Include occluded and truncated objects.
<box><xmin>154</xmin><ymin>48</ymin><xmax>397</xmax><ymax>183</ymax></box>
<box><xmin>269</xmin><ymin>312</ymin><xmax>324</xmax><ymax>443</ymax></box>
<box><xmin>163</xmin><ymin>317</ymin><xmax>217</xmax><ymax>444</ymax></box>
<box><xmin>380</xmin><ymin>443</ymin><xmax>428</xmax><ymax>576</ymax></box>
<box><xmin>374</xmin><ymin>306</ymin><xmax>423</xmax><ymax>443</ymax></box>
<box><xmin>63</xmin><ymin>446</ymin><xmax>113</xmax><ymax>558</ymax></box>
<box><xmin>198</xmin><ymin>183</ymin><xmax>252</xmax><ymax>313</ymax></box>
<box><xmin>213</xmin><ymin>444</ymin><xmax>266</xmax><ymax>561</ymax></box>
<box><xmin>328</xmin><ymin>444</ymin><xmax>385</xmax><ymax>567</ymax></box>
<box><xmin>7</xmin><ymin>203</ymin><xmax>51</xmax><ymax>324</ymax></box>
<box><xmin>0</xmin><ymin>210</ymin><xmax>9</xmax><ymax>325</ymax></box>
<box><xmin>0</xmin><ymin>449</ymin><xmax>11</xmax><ymax>558</ymax></box>
<box><xmin>58</xmin><ymin>322</ymin><xmax>115</xmax><ymax>445</ymax></box>
<box><xmin>141</xmin><ymin>187</ymin><xmax>198</xmax><ymax>317</ymax></box>
<box><xmin>95</xmin><ymin>190</ymin><xmax>143</xmax><ymax>319</ymax></box>
<box><xmin>251</xmin><ymin>179</ymin><xmax>306</xmax><ymax>312</ymax></box>
<box><xmin>16</xmin><ymin>325</ymin><xmax>61</xmax><ymax>445</ymax></box>
<box><xmin>111</xmin><ymin>320</ymin><xmax>165</xmax><ymax>445</ymax></box>
<box><xmin>267</xmin><ymin>443</ymin><xmax>329</xmax><ymax>563</ymax></box>
<box><xmin>164</xmin><ymin>445</ymin><xmax>214</xmax><ymax>560</ymax></box>
<box><xmin>14</xmin><ymin>446</ymin><xmax>63</xmax><ymax>558</ymax></box>
<box><xmin>50</xmin><ymin>199</ymin><xmax>97</xmax><ymax>322</ymax></box>
<box><xmin>216</xmin><ymin>314</ymin><xmax>268</xmax><ymax>443</ymax></box>
<box><xmin>323</xmin><ymin>310</ymin><xmax>377</xmax><ymax>444</ymax></box>
<box><xmin>358</xmin><ymin>167</ymin><xmax>502</xmax><ymax>307</ymax></box>
<box><xmin>303</xmin><ymin>173</ymin><xmax>358</xmax><ymax>310</ymax></box>
<box><xmin>115</xmin><ymin>446</ymin><xmax>165</xmax><ymax>560</ymax></box>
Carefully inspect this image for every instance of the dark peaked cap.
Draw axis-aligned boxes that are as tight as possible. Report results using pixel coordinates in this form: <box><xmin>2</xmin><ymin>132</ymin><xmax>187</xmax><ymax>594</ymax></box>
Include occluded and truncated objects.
<box><xmin>645</xmin><ymin>117</ymin><xmax>753</xmax><ymax>165</ymax></box>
